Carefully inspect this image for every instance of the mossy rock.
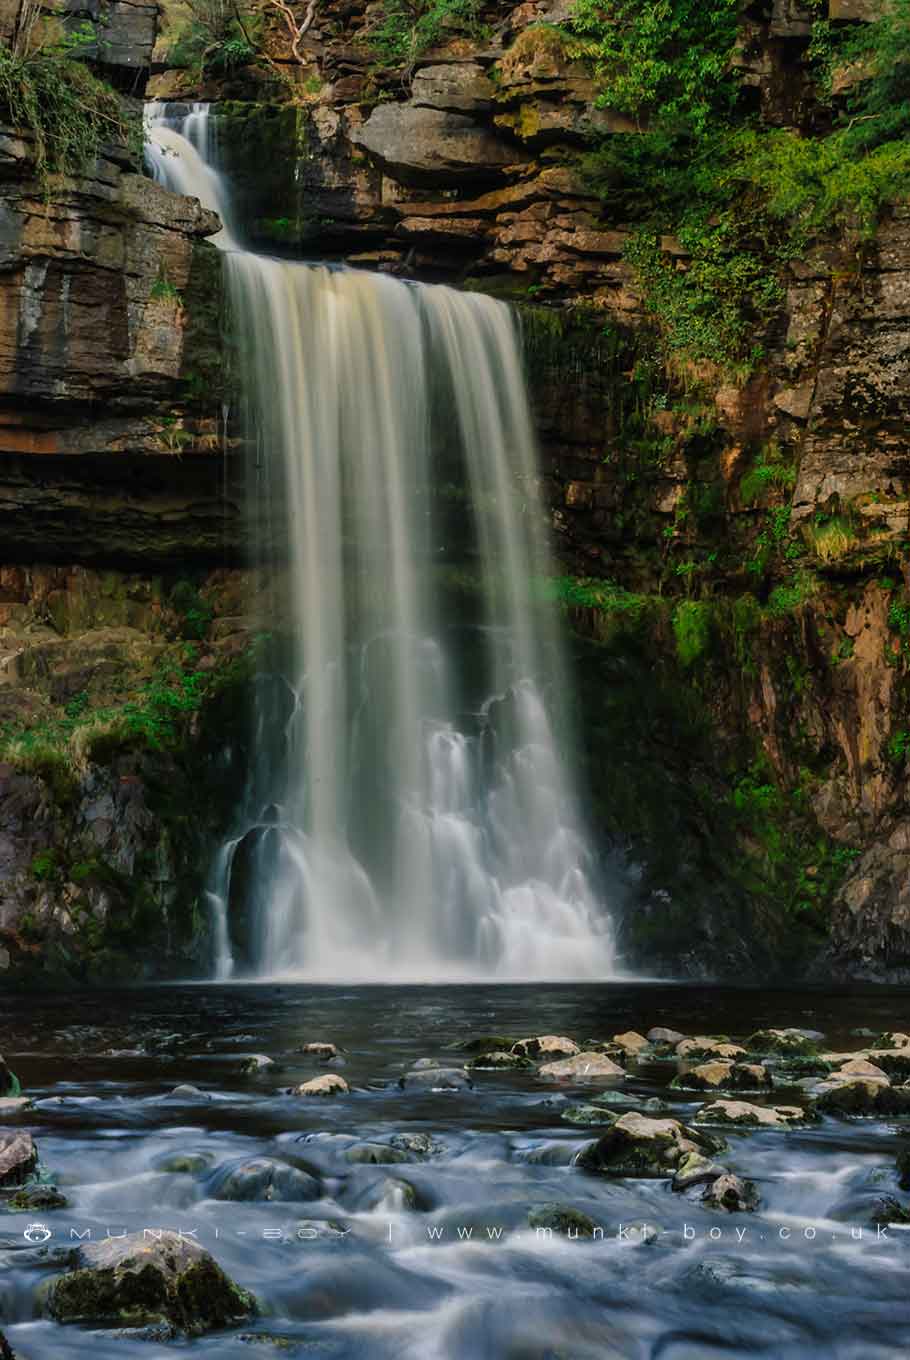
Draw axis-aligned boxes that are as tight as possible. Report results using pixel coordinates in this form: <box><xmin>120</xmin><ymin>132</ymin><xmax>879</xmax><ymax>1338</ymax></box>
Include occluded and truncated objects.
<box><xmin>746</xmin><ymin>1029</ymin><xmax>820</xmax><ymax>1058</ymax></box>
<box><xmin>560</xmin><ymin>1103</ymin><xmax>618</xmax><ymax>1127</ymax></box>
<box><xmin>7</xmin><ymin>1184</ymin><xmax>67</xmax><ymax>1212</ymax></box>
<box><xmin>45</xmin><ymin>1233</ymin><xmax>255</xmax><ymax>1335</ymax></box>
<box><xmin>528</xmin><ymin>1203</ymin><xmax>598</xmax><ymax>1238</ymax></box>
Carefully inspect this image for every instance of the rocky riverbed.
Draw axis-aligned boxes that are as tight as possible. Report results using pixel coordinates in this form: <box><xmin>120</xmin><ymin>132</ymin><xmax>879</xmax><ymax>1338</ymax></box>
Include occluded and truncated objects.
<box><xmin>0</xmin><ymin>982</ymin><xmax>908</xmax><ymax>1358</ymax></box>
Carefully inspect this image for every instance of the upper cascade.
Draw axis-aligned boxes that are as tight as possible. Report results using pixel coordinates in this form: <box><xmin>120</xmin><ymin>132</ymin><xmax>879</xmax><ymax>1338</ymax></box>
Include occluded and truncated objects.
<box><xmin>144</xmin><ymin>102</ymin><xmax>617</xmax><ymax>982</ymax></box>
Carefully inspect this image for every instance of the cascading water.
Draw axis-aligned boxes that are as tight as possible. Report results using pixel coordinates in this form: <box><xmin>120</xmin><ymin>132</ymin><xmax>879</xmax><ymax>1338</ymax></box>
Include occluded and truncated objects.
<box><xmin>145</xmin><ymin>103</ymin><xmax>617</xmax><ymax>981</ymax></box>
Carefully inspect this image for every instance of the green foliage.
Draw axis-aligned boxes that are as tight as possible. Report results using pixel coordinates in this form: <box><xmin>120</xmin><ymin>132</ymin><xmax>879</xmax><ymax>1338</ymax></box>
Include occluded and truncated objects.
<box><xmin>150</xmin><ymin>272</ymin><xmax>182</xmax><ymax>305</ymax></box>
<box><xmin>0</xmin><ymin>41</ymin><xmax>136</xmax><ymax>193</ymax></box>
<box><xmin>31</xmin><ymin>847</ymin><xmax>60</xmax><ymax>882</ymax></box>
<box><xmin>170</xmin><ymin>580</ymin><xmax>214</xmax><ymax>640</ymax></box>
<box><xmin>368</xmin><ymin>0</ymin><xmax>484</xmax><ymax>67</ymax></box>
<box><xmin>571</xmin><ymin>0</ymin><xmax>910</xmax><ymax>371</ymax></box>
<box><xmin>765</xmin><ymin>572</ymin><xmax>819</xmax><ymax>617</ymax></box>
<box><xmin>672</xmin><ymin>599</ymin><xmax>712</xmax><ymax>667</ymax></box>
<box><xmin>167</xmin><ymin>0</ymin><xmax>259</xmax><ymax>77</ymax></box>
<box><xmin>888</xmin><ymin>729</ymin><xmax>910</xmax><ymax>763</ymax></box>
<box><xmin>570</xmin><ymin>0</ymin><xmax>740</xmax><ymax>135</ymax></box>
<box><xmin>740</xmin><ymin>444</ymin><xmax>797</xmax><ymax>506</ymax></box>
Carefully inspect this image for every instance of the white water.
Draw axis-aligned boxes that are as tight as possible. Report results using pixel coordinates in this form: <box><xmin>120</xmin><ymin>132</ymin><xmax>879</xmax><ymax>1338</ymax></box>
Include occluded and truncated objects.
<box><xmin>145</xmin><ymin>104</ymin><xmax>617</xmax><ymax>982</ymax></box>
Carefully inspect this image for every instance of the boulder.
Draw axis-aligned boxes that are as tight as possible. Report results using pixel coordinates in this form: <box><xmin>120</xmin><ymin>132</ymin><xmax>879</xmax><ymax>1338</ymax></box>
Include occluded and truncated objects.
<box><xmin>458</xmin><ymin>1035</ymin><xmax>517</xmax><ymax>1054</ymax></box>
<box><xmin>512</xmin><ymin>1035</ymin><xmax>579</xmax><ymax>1059</ymax></box>
<box><xmin>164</xmin><ymin>1085</ymin><xmax>210</xmax><ymax>1101</ymax></box>
<box><xmin>466</xmin><ymin>1050</ymin><xmax>533</xmax><ymax>1070</ymax></box>
<box><xmin>867</xmin><ymin>1049</ymin><xmax>910</xmax><ymax>1080</ymax></box>
<box><xmin>298</xmin><ymin>1042</ymin><xmax>341</xmax><ymax>1061</ymax></box>
<box><xmin>8</xmin><ymin>1184</ymin><xmax>67</xmax><ymax>1211</ymax></box>
<box><xmin>240</xmin><ymin>1054</ymin><xmax>274</xmax><ymax>1074</ymax></box>
<box><xmin>611</xmin><ymin>1031</ymin><xmax>650</xmax><ymax>1055</ymax></box>
<box><xmin>0</xmin><ymin>1131</ymin><xmax>37</xmax><ymax>1187</ymax></box>
<box><xmin>671</xmin><ymin>1061</ymin><xmax>772</xmax><ymax>1093</ymax></box>
<box><xmin>672</xmin><ymin>1151</ymin><xmax>726</xmax><ymax>1191</ymax></box>
<box><xmin>0</xmin><ymin>1056</ymin><xmax>19</xmax><ymax>1097</ymax></box>
<box><xmin>45</xmin><ymin>1233</ymin><xmax>255</xmax><ymax>1335</ymax></box>
<box><xmin>528</xmin><ymin>1203</ymin><xmax>598</xmax><ymax>1238</ymax></box>
<box><xmin>814</xmin><ymin>1075</ymin><xmax>908</xmax><ymax>1115</ymax></box>
<box><xmin>351</xmin><ymin>104</ymin><xmax>528</xmax><ymax>188</ymax></box>
<box><xmin>576</xmin><ymin>1112</ymin><xmax>723</xmax><ymax>1178</ymax></box>
<box><xmin>560</xmin><ymin>1103</ymin><xmax>618</xmax><ymax>1127</ymax></box>
<box><xmin>646</xmin><ymin>1027</ymin><xmax>685</xmax><ymax>1048</ymax></box>
<box><xmin>345</xmin><ymin>1143</ymin><xmax>409</xmax><ymax>1165</ymax></box>
<box><xmin>294</xmin><ymin>1074</ymin><xmax>349</xmax><ymax>1097</ymax></box>
<box><xmin>877</xmin><ymin>1032</ymin><xmax>910</xmax><ymax>1050</ymax></box>
<box><xmin>870</xmin><ymin>1195</ymin><xmax>910</xmax><ymax>1225</ymax></box>
<box><xmin>746</xmin><ymin>1029</ymin><xmax>820</xmax><ymax>1057</ymax></box>
<box><xmin>676</xmin><ymin>1037</ymin><xmax>746</xmax><ymax>1061</ymax></box>
<box><xmin>538</xmin><ymin>1052</ymin><xmax>626</xmax><ymax>1081</ymax></box>
<box><xmin>695</xmin><ymin>1100</ymin><xmax>817</xmax><ymax>1128</ymax></box>
<box><xmin>836</xmin><ymin>1057</ymin><xmax>889</xmax><ymax>1078</ymax></box>
<box><xmin>209</xmin><ymin>1158</ymin><xmax>320</xmax><ymax>1203</ymax></box>
<box><xmin>398</xmin><ymin>1067</ymin><xmax>472</xmax><ymax>1092</ymax></box>
<box><xmin>703</xmin><ymin>1173</ymin><xmax>760</xmax><ymax>1213</ymax></box>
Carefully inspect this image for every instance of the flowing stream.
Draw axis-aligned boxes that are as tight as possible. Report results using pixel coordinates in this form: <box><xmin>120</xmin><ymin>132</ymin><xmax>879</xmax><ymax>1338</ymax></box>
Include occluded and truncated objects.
<box><xmin>1</xmin><ymin>983</ymin><xmax>908</xmax><ymax>1359</ymax></box>
<box><xmin>144</xmin><ymin>104</ymin><xmax>614</xmax><ymax>984</ymax></box>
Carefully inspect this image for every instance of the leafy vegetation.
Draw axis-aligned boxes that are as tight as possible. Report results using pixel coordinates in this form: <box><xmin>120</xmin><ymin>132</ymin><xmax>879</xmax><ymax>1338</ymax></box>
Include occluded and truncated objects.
<box><xmin>166</xmin><ymin>0</ymin><xmax>260</xmax><ymax>78</ymax></box>
<box><xmin>0</xmin><ymin>28</ymin><xmax>136</xmax><ymax>192</ymax></box>
<box><xmin>367</xmin><ymin>0</ymin><xmax>484</xmax><ymax>68</ymax></box>
<box><xmin>570</xmin><ymin>0</ymin><xmax>910</xmax><ymax>371</ymax></box>
<box><xmin>672</xmin><ymin>599</ymin><xmax>712</xmax><ymax>666</ymax></box>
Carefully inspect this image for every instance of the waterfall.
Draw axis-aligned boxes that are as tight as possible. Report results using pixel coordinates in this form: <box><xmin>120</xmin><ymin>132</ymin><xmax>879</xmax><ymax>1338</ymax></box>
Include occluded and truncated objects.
<box><xmin>145</xmin><ymin>104</ymin><xmax>617</xmax><ymax>981</ymax></box>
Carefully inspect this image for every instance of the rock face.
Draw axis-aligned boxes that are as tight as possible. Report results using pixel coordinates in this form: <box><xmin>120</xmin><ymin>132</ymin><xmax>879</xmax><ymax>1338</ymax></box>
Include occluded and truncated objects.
<box><xmin>45</xmin><ymin>1232</ymin><xmax>255</xmax><ymax>1335</ymax></box>
<box><xmin>352</xmin><ymin>103</ymin><xmax>528</xmax><ymax>187</ymax></box>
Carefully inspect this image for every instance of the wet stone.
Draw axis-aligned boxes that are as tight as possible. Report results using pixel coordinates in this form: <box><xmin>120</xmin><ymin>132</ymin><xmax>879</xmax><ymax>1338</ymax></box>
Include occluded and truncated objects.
<box><xmin>746</xmin><ymin>1029</ymin><xmax>820</xmax><ymax>1057</ymax></box>
<box><xmin>240</xmin><ymin>1054</ymin><xmax>275</xmax><ymax>1074</ymax></box>
<box><xmin>466</xmin><ymin>1050</ymin><xmax>533</xmax><ymax>1070</ymax></box>
<box><xmin>646</xmin><ymin>1027</ymin><xmax>685</xmax><ymax>1048</ymax></box>
<box><xmin>210</xmin><ymin>1158</ymin><xmax>321</xmax><ymax>1203</ymax></box>
<box><xmin>298</xmin><ymin>1042</ymin><xmax>342</xmax><ymax>1061</ymax></box>
<box><xmin>0</xmin><ymin>1057</ymin><xmax>20</xmax><ymax>1098</ymax></box>
<box><xmin>345</xmin><ymin>1142</ymin><xmax>410</xmax><ymax>1165</ymax></box>
<box><xmin>388</xmin><ymin>1132</ymin><xmax>444</xmax><ymax>1158</ymax></box>
<box><xmin>576</xmin><ymin>1112</ymin><xmax>722</xmax><ymax>1178</ymax></box>
<box><xmin>0</xmin><ymin>1098</ymin><xmax>32</xmax><ymax>1118</ymax></box>
<box><xmin>7</xmin><ymin>1184</ymin><xmax>68</xmax><ymax>1211</ymax></box>
<box><xmin>163</xmin><ymin>1084</ymin><xmax>210</xmax><ymax>1101</ymax></box>
<box><xmin>512</xmin><ymin>1035</ymin><xmax>579</xmax><ymax>1059</ymax></box>
<box><xmin>703</xmin><ymin>1173</ymin><xmax>760</xmax><ymax>1213</ymax></box>
<box><xmin>295</xmin><ymin>1074</ymin><xmax>349</xmax><ymax>1097</ymax></box>
<box><xmin>671</xmin><ymin>1151</ymin><xmax>726</xmax><ymax>1191</ymax></box>
<box><xmin>560</xmin><ymin>1103</ymin><xmax>618</xmax><ymax>1126</ymax></box>
<box><xmin>45</xmin><ymin>1232</ymin><xmax>255</xmax><ymax>1335</ymax></box>
<box><xmin>695</xmin><ymin>1099</ymin><xmax>818</xmax><ymax>1127</ymax></box>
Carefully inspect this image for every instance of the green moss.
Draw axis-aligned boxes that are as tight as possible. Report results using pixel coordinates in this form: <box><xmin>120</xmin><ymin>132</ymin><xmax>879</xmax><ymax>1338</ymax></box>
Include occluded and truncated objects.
<box><xmin>672</xmin><ymin>600</ymin><xmax>713</xmax><ymax>667</ymax></box>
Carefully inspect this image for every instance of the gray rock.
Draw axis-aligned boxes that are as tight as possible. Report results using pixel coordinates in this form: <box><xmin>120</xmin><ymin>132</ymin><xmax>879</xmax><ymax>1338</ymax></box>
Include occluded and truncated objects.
<box><xmin>646</xmin><ymin>1027</ymin><xmax>685</xmax><ymax>1047</ymax></box>
<box><xmin>163</xmin><ymin>1084</ymin><xmax>210</xmax><ymax>1101</ymax></box>
<box><xmin>7</xmin><ymin>1184</ymin><xmax>67</xmax><ymax>1211</ymax></box>
<box><xmin>240</xmin><ymin>1054</ymin><xmax>275</xmax><ymax>1075</ymax></box>
<box><xmin>45</xmin><ymin>1232</ymin><xmax>255</xmax><ymax>1335</ymax></box>
<box><xmin>560</xmin><ymin>1103</ymin><xmax>618</xmax><ymax>1127</ymax></box>
<box><xmin>411</xmin><ymin>63</ymin><xmax>496</xmax><ymax>114</ymax></box>
<box><xmin>388</xmin><ymin>1132</ymin><xmax>444</xmax><ymax>1158</ymax></box>
<box><xmin>345</xmin><ymin>1142</ymin><xmax>410</xmax><ymax>1166</ymax></box>
<box><xmin>352</xmin><ymin>104</ymin><xmax>528</xmax><ymax>187</ymax></box>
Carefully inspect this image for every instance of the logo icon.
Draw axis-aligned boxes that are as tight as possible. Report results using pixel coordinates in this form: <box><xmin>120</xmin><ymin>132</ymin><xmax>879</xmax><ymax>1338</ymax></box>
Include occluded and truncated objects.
<box><xmin>24</xmin><ymin>1222</ymin><xmax>52</xmax><ymax>1244</ymax></box>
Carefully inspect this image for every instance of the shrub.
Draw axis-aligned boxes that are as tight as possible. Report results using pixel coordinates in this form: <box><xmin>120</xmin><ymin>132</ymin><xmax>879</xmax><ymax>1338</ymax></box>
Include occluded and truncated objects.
<box><xmin>672</xmin><ymin>599</ymin><xmax>712</xmax><ymax>667</ymax></box>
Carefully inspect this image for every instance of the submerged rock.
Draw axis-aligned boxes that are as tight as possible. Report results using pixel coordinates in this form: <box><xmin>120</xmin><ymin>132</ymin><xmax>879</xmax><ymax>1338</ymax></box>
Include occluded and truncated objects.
<box><xmin>537</xmin><ymin>1052</ymin><xmax>625</xmax><ymax>1081</ymax></box>
<box><xmin>398</xmin><ymin>1068</ymin><xmax>472</xmax><ymax>1092</ymax></box>
<box><xmin>576</xmin><ymin>1112</ymin><xmax>723</xmax><ymax>1178</ymax></box>
<box><xmin>0</xmin><ymin>1132</ymin><xmax>37</xmax><ymax>1187</ymax></box>
<box><xmin>294</xmin><ymin>1074</ymin><xmax>349</xmax><ymax>1097</ymax></box>
<box><xmin>870</xmin><ymin>1195</ymin><xmax>910</xmax><ymax>1225</ymax></box>
<box><xmin>528</xmin><ymin>1203</ymin><xmax>598</xmax><ymax>1238</ymax></box>
<box><xmin>366</xmin><ymin>1177</ymin><xmax>421</xmax><ymax>1212</ymax></box>
<box><xmin>0</xmin><ymin>1330</ymin><xmax>14</xmax><ymax>1359</ymax></box>
<box><xmin>694</xmin><ymin>1099</ymin><xmax>817</xmax><ymax>1128</ymax></box>
<box><xmin>458</xmin><ymin>1035</ymin><xmax>517</xmax><ymax>1054</ymax></box>
<box><xmin>703</xmin><ymin>1173</ymin><xmax>760</xmax><ymax>1213</ymax></box>
<box><xmin>345</xmin><ymin>1142</ymin><xmax>409</xmax><ymax>1165</ymax></box>
<box><xmin>163</xmin><ymin>1084</ymin><xmax>210</xmax><ymax>1101</ymax></box>
<box><xmin>611</xmin><ymin>1031</ymin><xmax>650</xmax><ymax>1055</ymax></box>
<box><xmin>45</xmin><ymin>1232</ymin><xmax>255</xmax><ymax>1335</ymax></box>
<box><xmin>388</xmin><ymin>1132</ymin><xmax>444</xmax><ymax>1158</ymax></box>
<box><xmin>512</xmin><ymin>1035</ymin><xmax>579</xmax><ymax>1059</ymax></box>
<box><xmin>210</xmin><ymin>1158</ymin><xmax>321</xmax><ymax>1202</ymax></box>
